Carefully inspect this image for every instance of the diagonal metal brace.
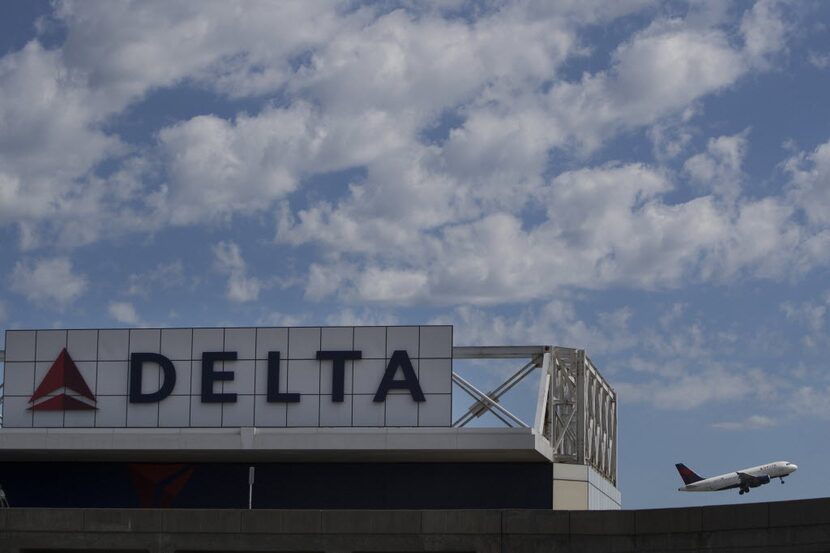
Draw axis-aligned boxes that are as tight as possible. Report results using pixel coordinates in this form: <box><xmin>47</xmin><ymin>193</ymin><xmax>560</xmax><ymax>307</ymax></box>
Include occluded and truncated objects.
<box><xmin>453</xmin><ymin>376</ymin><xmax>515</xmax><ymax>427</ymax></box>
<box><xmin>452</xmin><ymin>372</ymin><xmax>529</xmax><ymax>428</ymax></box>
<box><xmin>454</xmin><ymin>359</ymin><xmax>538</xmax><ymax>427</ymax></box>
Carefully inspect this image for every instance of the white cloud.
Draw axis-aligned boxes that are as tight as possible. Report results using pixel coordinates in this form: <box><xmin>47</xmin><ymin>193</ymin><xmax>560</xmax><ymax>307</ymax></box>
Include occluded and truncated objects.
<box><xmin>548</xmin><ymin>20</ymin><xmax>747</xmax><ymax>151</ymax></box>
<box><xmin>0</xmin><ymin>42</ymin><xmax>122</xmax><ymax>245</ymax></box>
<box><xmin>126</xmin><ymin>260</ymin><xmax>186</xmax><ymax>296</ymax></box>
<box><xmin>740</xmin><ymin>0</ymin><xmax>790</xmax><ymax>68</ymax></box>
<box><xmin>780</xmin><ymin>298</ymin><xmax>828</xmax><ymax>348</ymax></box>
<box><xmin>9</xmin><ymin>257</ymin><xmax>88</xmax><ymax>306</ymax></box>
<box><xmin>56</xmin><ymin>0</ymin><xmax>344</xmax><ymax>103</ymax></box>
<box><xmin>792</xmin><ymin>385</ymin><xmax>830</xmax><ymax>418</ymax></box>
<box><xmin>432</xmin><ymin>299</ymin><xmax>793</xmax><ymax>412</ymax></box>
<box><xmin>287</xmin><ymin>161</ymin><xmax>808</xmax><ymax>305</ymax></box>
<box><xmin>0</xmin><ymin>0</ymin><xmax>819</xmax><ymax>309</ymax></box>
<box><xmin>213</xmin><ymin>241</ymin><xmax>262</xmax><ymax>302</ymax></box>
<box><xmin>615</xmin><ymin>366</ymin><xmax>769</xmax><ymax>410</ymax></box>
<box><xmin>108</xmin><ymin>301</ymin><xmax>140</xmax><ymax>325</ymax></box>
<box><xmin>3</xmin><ymin>0</ymin><xmax>729</xmax><ymax>249</ymax></box>
<box><xmin>808</xmin><ymin>51</ymin><xmax>830</xmax><ymax>69</ymax></box>
<box><xmin>288</xmin><ymin>103</ymin><xmax>830</xmax><ymax>307</ymax></box>
<box><xmin>786</xmin><ymin>139</ymin><xmax>830</xmax><ymax>227</ymax></box>
<box><xmin>684</xmin><ymin>131</ymin><xmax>749</xmax><ymax>202</ymax></box>
<box><xmin>154</xmin><ymin>108</ymin><xmax>312</xmax><ymax>225</ymax></box>
<box><xmin>257</xmin><ymin>311</ymin><xmax>307</xmax><ymax>327</ymax></box>
<box><xmin>648</xmin><ymin>107</ymin><xmax>698</xmax><ymax>160</ymax></box>
<box><xmin>324</xmin><ymin>308</ymin><xmax>400</xmax><ymax>327</ymax></box>
<box><xmin>711</xmin><ymin>414</ymin><xmax>777</xmax><ymax>431</ymax></box>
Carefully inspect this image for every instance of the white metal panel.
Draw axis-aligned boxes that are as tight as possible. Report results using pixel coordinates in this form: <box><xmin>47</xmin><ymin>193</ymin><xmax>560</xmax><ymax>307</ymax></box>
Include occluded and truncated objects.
<box><xmin>1</xmin><ymin>396</ymin><xmax>32</xmax><ymax>427</ymax></box>
<box><xmin>319</xmin><ymin>395</ymin><xmax>353</xmax><ymax>427</ymax></box>
<box><xmin>353</xmin><ymin>359</ymin><xmax>387</xmax><ymax>394</ymax></box>
<box><xmin>286</xmin><ymin>394</ymin><xmax>320</xmax><ymax>426</ymax></box>
<box><xmin>4</xmin><ymin>330</ymin><xmax>35</xmax><ymax>362</ymax></box>
<box><xmin>418</xmin><ymin>358</ymin><xmax>452</xmax><ymax>394</ymax></box>
<box><xmin>36</xmin><ymin>330</ymin><xmax>67</xmax><ymax>361</ymax></box>
<box><xmin>419</xmin><ymin>394</ymin><xmax>451</xmax><ymax>427</ymax></box>
<box><xmin>222</xmin><ymin>360</ymin><xmax>255</xmax><ymax>395</ymax></box>
<box><xmin>98</xmin><ymin>329</ymin><xmax>129</xmax><ymax>360</ymax></box>
<box><xmin>287</xmin><ymin>359</ymin><xmax>320</xmax><ymax>394</ymax></box>
<box><xmin>288</xmin><ymin>327</ymin><xmax>321</xmax><ymax>359</ymax></box>
<box><xmin>94</xmin><ymin>396</ymin><xmax>127</xmax><ymax>427</ymax></box>
<box><xmin>97</xmin><ymin>361</ymin><xmax>129</xmax><ymax>395</ymax></box>
<box><xmin>189</xmin><ymin>395</ymin><xmax>221</xmax><ymax>427</ymax></box>
<box><xmin>192</xmin><ymin>328</ymin><xmax>223</xmax><ymax>356</ymax></box>
<box><xmin>354</xmin><ymin>327</ymin><xmax>386</xmax><ymax>359</ymax></box>
<box><xmin>67</xmin><ymin>329</ymin><xmax>98</xmax><ymax>361</ymax></box>
<box><xmin>255</xmin><ymin>327</ymin><xmax>288</xmax><ymax>359</ymax></box>
<box><xmin>64</xmin><ymin>408</ymin><xmax>95</xmax><ymax>428</ymax></box>
<box><xmin>386</xmin><ymin>326</ymin><xmax>419</xmax><ymax>357</ymax></box>
<box><xmin>127</xmin><ymin>400</ymin><xmax>159</xmax><ymax>428</ymax></box>
<box><xmin>129</xmin><ymin>328</ymin><xmax>160</xmax><ymax>355</ymax></box>
<box><xmin>158</xmin><ymin>395</ymin><xmax>190</xmax><ymax>428</ymax></box>
<box><xmin>223</xmin><ymin>328</ymin><xmax>256</xmax><ymax>359</ymax></box>
<box><xmin>222</xmin><ymin>395</ymin><xmax>255</xmax><ymax>427</ymax></box>
<box><xmin>160</xmin><ymin>328</ymin><xmax>192</xmax><ymax>360</ymax></box>
<box><xmin>385</xmin><ymin>394</ymin><xmax>418</xmax><ymax>426</ymax></box>
<box><xmin>254</xmin><ymin>395</ymin><xmax>287</xmax><ymax>427</ymax></box>
<box><xmin>3</xmin><ymin>362</ymin><xmax>35</xmax><ymax>397</ymax></box>
<box><xmin>33</xmin><ymin>409</ymin><xmax>62</xmax><ymax>428</ymax></box>
<box><xmin>352</xmin><ymin>394</ymin><xmax>385</xmax><ymax>426</ymax></box>
<box><xmin>419</xmin><ymin>326</ymin><xmax>452</xmax><ymax>358</ymax></box>
<box><xmin>321</xmin><ymin>327</ymin><xmax>354</xmax><ymax>350</ymax></box>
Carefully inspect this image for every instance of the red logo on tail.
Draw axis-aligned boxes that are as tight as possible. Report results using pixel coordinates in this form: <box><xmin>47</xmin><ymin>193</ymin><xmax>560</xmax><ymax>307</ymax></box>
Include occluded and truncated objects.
<box><xmin>28</xmin><ymin>348</ymin><xmax>97</xmax><ymax>411</ymax></box>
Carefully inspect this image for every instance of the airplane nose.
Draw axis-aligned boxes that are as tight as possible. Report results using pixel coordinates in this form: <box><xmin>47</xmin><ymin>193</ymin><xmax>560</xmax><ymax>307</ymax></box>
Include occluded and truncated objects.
<box><xmin>790</xmin><ymin>464</ymin><xmax>798</xmax><ymax>472</ymax></box>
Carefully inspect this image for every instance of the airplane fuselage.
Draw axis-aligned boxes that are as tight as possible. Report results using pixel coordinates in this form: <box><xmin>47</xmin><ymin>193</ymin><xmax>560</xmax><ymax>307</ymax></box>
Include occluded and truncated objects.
<box><xmin>678</xmin><ymin>461</ymin><xmax>797</xmax><ymax>492</ymax></box>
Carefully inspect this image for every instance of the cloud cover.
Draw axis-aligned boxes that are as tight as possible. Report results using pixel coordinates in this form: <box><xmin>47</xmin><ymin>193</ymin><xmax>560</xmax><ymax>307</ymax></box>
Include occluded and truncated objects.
<box><xmin>1</xmin><ymin>0</ymin><xmax>829</xmax><ymax>422</ymax></box>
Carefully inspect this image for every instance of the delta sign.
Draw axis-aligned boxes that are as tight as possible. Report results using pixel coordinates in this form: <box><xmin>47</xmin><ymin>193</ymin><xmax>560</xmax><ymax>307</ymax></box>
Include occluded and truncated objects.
<box><xmin>1</xmin><ymin>326</ymin><xmax>452</xmax><ymax>428</ymax></box>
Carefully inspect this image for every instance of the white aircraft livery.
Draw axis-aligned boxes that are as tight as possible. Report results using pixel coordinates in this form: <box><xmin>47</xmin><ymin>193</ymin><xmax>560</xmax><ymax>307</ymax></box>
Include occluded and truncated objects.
<box><xmin>676</xmin><ymin>461</ymin><xmax>797</xmax><ymax>495</ymax></box>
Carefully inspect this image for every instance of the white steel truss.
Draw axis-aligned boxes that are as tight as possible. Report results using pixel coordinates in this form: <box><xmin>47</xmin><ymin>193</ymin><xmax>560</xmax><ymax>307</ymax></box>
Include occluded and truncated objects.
<box><xmin>452</xmin><ymin>345</ymin><xmax>617</xmax><ymax>485</ymax></box>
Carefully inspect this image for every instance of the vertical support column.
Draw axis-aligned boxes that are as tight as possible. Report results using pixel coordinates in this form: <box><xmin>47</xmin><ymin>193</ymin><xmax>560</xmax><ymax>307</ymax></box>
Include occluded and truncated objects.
<box><xmin>575</xmin><ymin>349</ymin><xmax>586</xmax><ymax>466</ymax></box>
<box><xmin>611</xmin><ymin>396</ymin><xmax>618</xmax><ymax>485</ymax></box>
<box><xmin>548</xmin><ymin>353</ymin><xmax>555</xmax><ymax>444</ymax></box>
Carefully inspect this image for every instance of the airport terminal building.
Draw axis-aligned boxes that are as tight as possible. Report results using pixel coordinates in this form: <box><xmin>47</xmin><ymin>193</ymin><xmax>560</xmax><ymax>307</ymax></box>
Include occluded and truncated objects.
<box><xmin>0</xmin><ymin>325</ymin><xmax>619</xmax><ymax>511</ymax></box>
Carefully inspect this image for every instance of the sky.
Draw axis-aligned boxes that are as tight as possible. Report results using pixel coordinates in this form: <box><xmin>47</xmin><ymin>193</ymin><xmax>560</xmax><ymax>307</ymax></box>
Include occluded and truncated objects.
<box><xmin>0</xmin><ymin>0</ymin><xmax>829</xmax><ymax>509</ymax></box>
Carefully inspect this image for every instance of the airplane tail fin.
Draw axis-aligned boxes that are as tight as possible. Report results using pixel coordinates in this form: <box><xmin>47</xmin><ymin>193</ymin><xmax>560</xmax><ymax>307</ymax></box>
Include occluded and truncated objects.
<box><xmin>675</xmin><ymin>463</ymin><xmax>704</xmax><ymax>485</ymax></box>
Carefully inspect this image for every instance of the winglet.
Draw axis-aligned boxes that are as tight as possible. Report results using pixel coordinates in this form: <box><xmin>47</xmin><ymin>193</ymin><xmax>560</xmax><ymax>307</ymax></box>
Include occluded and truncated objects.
<box><xmin>676</xmin><ymin>463</ymin><xmax>704</xmax><ymax>485</ymax></box>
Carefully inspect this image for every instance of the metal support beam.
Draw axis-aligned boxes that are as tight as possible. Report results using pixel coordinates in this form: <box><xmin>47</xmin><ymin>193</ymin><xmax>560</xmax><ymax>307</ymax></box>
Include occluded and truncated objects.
<box><xmin>450</xmin><ymin>343</ymin><xmax>617</xmax><ymax>484</ymax></box>
<box><xmin>452</xmin><ymin>346</ymin><xmax>548</xmax><ymax>359</ymax></box>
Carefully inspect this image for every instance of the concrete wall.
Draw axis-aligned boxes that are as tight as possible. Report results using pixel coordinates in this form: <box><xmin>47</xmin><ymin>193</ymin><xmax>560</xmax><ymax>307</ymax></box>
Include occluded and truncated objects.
<box><xmin>2</xmin><ymin>497</ymin><xmax>830</xmax><ymax>552</ymax></box>
<box><xmin>552</xmin><ymin>462</ymin><xmax>621</xmax><ymax>510</ymax></box>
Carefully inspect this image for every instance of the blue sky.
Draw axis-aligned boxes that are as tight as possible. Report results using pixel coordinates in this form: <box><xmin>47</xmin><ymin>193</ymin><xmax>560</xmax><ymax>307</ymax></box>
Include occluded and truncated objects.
<box><xmin>1</xmin><ymin>0</ymin><xmax>830</xmax><ymax>509</ymax></box>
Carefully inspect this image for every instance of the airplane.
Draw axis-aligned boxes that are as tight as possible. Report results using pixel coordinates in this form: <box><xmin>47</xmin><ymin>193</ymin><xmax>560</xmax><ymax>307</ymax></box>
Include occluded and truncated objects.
<box><xmin>676</xmin><ymin>461</ymin><xmax>797</xmax><ymax>495</ymax></box>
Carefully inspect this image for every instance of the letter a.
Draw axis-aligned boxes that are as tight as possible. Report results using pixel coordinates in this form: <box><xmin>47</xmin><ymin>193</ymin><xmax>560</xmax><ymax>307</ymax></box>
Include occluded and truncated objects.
<box><xmin>373</xmin><ymin>350</ymin><xmax>425</xmax><ymax>402</ymax></box>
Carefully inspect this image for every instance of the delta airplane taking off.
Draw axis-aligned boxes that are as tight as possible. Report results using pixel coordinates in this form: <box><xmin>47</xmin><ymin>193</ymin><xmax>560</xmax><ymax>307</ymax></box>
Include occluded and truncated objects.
<box><xmin>676</xmin><ymin>461</ymin><xmax>797</xmax><ymax>495</ymax></box>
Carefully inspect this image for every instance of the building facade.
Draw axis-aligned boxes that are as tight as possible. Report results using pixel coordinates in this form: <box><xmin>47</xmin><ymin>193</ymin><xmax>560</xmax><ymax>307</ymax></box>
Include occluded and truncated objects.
<box><xmin>0</xmin><ymin>325</ymin><xmax>619</xmax><ymax>510</ymax></box>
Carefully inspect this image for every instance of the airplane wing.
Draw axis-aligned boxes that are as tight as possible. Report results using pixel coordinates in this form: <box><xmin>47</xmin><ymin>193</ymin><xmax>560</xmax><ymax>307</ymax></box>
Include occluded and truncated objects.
<box><xmin>737</xmin><ymin>472</ymin><xmax>771</xmax><ymax>488</ymax></box>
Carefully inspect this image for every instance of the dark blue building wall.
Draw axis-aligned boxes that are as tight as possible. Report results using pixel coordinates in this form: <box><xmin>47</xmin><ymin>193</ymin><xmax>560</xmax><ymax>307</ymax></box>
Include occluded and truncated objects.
<box><xmin>0</xmin><ymin>462</ymin><xmax>551</xmax><ymax>509</ymax></box>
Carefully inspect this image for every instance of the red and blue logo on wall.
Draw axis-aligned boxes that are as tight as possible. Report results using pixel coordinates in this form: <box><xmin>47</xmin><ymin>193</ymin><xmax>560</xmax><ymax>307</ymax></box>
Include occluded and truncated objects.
<box><xmin>28</xmin><ymin>348</ymin><xmax>97</xmax><ymax>411</ymax></box>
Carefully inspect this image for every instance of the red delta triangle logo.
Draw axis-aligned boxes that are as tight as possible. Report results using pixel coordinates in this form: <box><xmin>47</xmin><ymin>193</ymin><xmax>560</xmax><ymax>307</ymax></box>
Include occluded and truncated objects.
<box><xmin>28</xmin><ymin>348</ymin><xmax>97</xmax><ymax>411</ymax></box>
